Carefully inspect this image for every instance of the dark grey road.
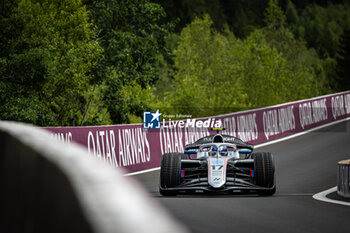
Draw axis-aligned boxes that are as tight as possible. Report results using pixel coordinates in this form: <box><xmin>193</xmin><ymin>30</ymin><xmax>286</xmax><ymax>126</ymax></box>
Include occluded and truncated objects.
<box><xmin>132</xmin><ymin>120</ymin><xmax>350</xmax><ymax>233</ymax></box>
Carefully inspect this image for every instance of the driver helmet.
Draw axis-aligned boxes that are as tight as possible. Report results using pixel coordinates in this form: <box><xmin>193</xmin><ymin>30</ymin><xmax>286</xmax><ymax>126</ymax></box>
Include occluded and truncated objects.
<box><xmin>209</xmin><ymin>145</ymin><xmax>218</xmax><ymax>156</ymax></box>
<box><xmin>219</xmin><ymin>146</ymin><xmax>228</xmax><ymax>156</ymax></box>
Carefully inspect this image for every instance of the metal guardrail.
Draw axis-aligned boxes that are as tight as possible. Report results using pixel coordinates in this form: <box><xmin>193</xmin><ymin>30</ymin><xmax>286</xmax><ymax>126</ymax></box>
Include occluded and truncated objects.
<box><xmin>0</xmin><ymin>121</ymin><xmax>187</xmax><ymax>233</ymax></box>
<box><xmin>337</xmin><ymin>159</ymin><xmax>350</xmax><ymax>198</ymax></box>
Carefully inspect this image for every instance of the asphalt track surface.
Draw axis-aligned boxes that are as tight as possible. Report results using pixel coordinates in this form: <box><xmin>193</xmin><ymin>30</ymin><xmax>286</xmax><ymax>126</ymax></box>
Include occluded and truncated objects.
<box><xmin>132</xmin><ymin>120</ymin><xmax>350</xmax><ymax>233</ymax></box>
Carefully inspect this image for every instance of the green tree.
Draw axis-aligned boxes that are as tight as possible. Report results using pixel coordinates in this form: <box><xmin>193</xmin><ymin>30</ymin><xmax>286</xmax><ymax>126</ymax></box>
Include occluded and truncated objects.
<box><xmin>153</xmin><ymin>0</ymin><xmax>227</xmax><ymax>32</ymax></box>
<box><xmin>155</xmin><ymin>16</ymin><xmax>247</xmax><ymax>117</ymax></box>
<box><xmin>285</xmin><ymin>0</ymin><xmax>299</xmax><ymax>26</ymax></box>
<box><xmin>155</xmin><ymin>14</ymin><xmax>329</xmax><ymax>116</ymax></box>
<box><xmin>296</xmin><ymin>3</ymin><xmax>350</xmax><ymax>58</ymax></box>
<box><xmin>264</xmin><ymin>0</ymin><xmax>287</xmax><ymax>30</ymax></box>
<box><xmin>84</xmin><ymin>0</ymin><xmax>170</xmax><ymax>123</ymax></box>
<box><xmin>263</xmin><ymin>0</ymin><xmax>329</xmax><ymax>98</ymax></box>
<box><xmin>336</xmin><ymin>29</ymin><xmax>350</xmax><ymax>90</ymax></box>
<box><xmin>235</xmin><ymin>30</ymin><xmax>291</xmax><ymax>108</ymax></box>
<box><xmin>0</xmin><ymin>0</ymin><xmax>102</xmax><ymax>126</ymax></box>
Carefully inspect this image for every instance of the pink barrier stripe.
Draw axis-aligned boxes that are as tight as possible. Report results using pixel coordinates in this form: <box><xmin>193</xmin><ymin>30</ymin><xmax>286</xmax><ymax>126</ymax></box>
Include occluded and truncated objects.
<box><xmin>44</xmin><ymin>91</ymin><xmax>350</xmax><ymax>173</ymax></box>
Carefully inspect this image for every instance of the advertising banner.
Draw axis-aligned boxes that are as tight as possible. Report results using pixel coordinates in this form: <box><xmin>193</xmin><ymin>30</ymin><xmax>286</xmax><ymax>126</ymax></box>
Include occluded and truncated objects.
<box><xmin>45</xmin><ymin>91</ymin><xmax>350</xmax><ymax>173</ymax></box>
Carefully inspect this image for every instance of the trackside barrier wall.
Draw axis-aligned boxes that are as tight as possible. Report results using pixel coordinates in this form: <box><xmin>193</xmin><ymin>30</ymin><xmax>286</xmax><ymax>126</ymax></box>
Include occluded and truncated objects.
<box><xmin>0</xmin><ymin>121</ymin><xmax>188</xmax><ymax>233</ymax></box>
<box><xmin>45</xmin><ymin>91</ymin><xmax>350</xmax><ymax>174</ymax></box>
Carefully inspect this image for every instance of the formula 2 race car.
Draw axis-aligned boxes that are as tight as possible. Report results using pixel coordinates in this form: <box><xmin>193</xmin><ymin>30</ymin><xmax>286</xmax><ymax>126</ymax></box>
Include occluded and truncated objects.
<box><xmin>159</xmin><ymin>128</ymin><xmax>276</xmax><ymax>196</ymax></box>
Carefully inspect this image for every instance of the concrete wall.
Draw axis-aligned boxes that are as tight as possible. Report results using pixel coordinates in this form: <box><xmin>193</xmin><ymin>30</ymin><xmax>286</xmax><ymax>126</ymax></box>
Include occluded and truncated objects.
<box><xmin>0</xmin><ymin>121</ymin><xmax>187</xmax><ymax>233</ymax></box>
<box><xmin>0</xmin><ymin>128</ymin><xmax>93</xmax><ymax>233</ymax></box>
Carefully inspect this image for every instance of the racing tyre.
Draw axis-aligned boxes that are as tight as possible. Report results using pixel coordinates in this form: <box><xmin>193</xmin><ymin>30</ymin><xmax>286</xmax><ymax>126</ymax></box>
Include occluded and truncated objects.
<box><xmin>159</xmin><ymin>153</ymin><xmax>186</xmax><ymax>196</ymax></box>
<box><xmin>252</xmin><ymin>152</ymin><xmax>276</xmax><ymax>196</ymax></box>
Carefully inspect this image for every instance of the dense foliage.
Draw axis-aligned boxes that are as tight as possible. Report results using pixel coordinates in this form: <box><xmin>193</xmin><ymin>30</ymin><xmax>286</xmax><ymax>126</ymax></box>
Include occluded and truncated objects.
<box><xmin>83</xmin><ymin>0</ymin><xmax>170</xmax><ymax>124</ymax></box>
<box><xmin>154</xmin><ymin>9</ymin><xmax>328</xmax><ymax>117</ymax></box>
<box><xmin>0</xmin><ymin>0</ymin><xmax>349</xmax><ymax>125</ymax></box>
<box><xmin>0</xmin><ymin>0</ymin><xmax>101</xmax><ymax>126</ymax></box>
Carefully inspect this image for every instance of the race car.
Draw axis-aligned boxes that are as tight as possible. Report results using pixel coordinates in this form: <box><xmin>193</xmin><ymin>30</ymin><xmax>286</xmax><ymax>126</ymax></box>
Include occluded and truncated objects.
<box><xmin>159</xmin><ymin>128</ymin><xmax>276</xmax><ymax>196</ymax></box>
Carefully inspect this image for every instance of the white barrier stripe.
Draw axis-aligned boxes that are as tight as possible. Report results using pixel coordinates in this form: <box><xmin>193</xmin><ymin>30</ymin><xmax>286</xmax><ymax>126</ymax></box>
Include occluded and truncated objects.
<box><xmin>125</xmin><ymin>117</ymin><xmax>350</xmax><ymax>176</ymax></box>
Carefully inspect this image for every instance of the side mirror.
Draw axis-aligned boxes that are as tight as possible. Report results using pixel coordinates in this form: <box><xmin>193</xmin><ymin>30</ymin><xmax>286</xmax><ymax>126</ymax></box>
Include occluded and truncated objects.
<box><xmin>238</xmin><ymin>149</ymin><xmax>252</xmax><ymax>154</ymax></box>
<box><xmin>184</xmin><ymin>150</ymin><xmax>197</xmax><ymax>154</ymax></box>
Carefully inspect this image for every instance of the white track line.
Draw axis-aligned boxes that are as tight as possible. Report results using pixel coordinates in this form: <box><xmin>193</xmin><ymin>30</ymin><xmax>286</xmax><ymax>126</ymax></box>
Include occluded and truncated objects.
<box><xmin>124</xmin><ymin>117</ymin><xmax>350</xmax><ymax>176</ymax></box>
<box><xmin>313</xmin><ymin>187</ymin><xmax>350</xmax><ymax>207</ymax></box>
<box><xmin>254</xmin><ymin>117</ymin><xmax>350</xmax><ymax>148</ymax></box>
<box><xmin>124</xmin><ymin>167</ymin><xmax>160</xmax><ymax>176</ymax></box>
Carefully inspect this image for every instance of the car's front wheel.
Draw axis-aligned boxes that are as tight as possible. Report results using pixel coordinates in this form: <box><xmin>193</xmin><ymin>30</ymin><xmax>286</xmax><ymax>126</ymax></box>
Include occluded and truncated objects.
<box><xmin>251</xmin><ymin>152</ymin><xmax>276</xmax><ymax>196</ymax></box>
<box><xmin>159</xmin><ymin>153</ymin><xmax>185</xmax><ymax>196</ymax></box>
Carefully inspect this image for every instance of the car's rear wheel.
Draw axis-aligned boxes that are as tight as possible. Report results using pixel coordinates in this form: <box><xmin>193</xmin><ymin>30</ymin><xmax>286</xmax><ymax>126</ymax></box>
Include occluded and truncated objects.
<box><xmin>159</xmin><ymin>153</ymin><xmax>186</xmax><ymax>196</ymax></box>
<box><xmin>251</xmin><ymin>152</ymin><xmax>276</xmax><ymax>196</ymax></box>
